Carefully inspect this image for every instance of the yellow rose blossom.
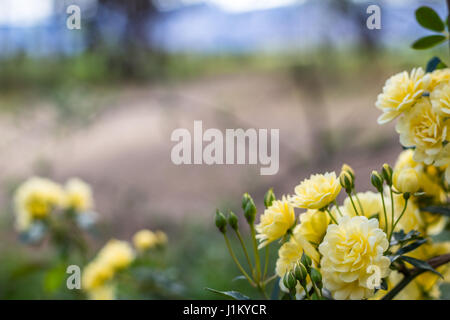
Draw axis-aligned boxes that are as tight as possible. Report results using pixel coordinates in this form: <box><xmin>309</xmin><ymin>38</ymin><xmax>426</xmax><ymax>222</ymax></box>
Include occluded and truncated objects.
<box><xmin>396</xmin><ymin>97</ymin><xmax>450</xmax><ymax>166</ymax></box>
<box><xmin>296</xmin><ymin>209</ymin><xmax>330</xmax><ymax>245</ymax></box>
<box><xmin>430</xmin><ymin>81</ymin><xmax>450</xmax><ymax>117</ymax></box>
<box><xmin>14</xmin><ymin>177</ymin><xmax>65</xmax><ymax>231</ymax></box>
<box><xmin>256</xmin><ymin>196</ymin><xmax>296</xmax><ymax>248</ymax></box>
<box><xmin>290</xmin><ymin>172</ymin><xmax>341</xmax><ymax>210</ymax></box>
<box><xmin>341</xmin><ymin>191</ymin><xmax>388</xmax><ymax>229</ymax></box>
<box><xmin>87</xmin><ymin>284</ymin><xmax>115</xmax><ymax>300</ymax></box>
<box><xmin>318</xmin><ymin>216</ymin><xmax>390</xmax><ymax>300</ymax></box>
<box><xmin>133</xmin><ymin>229</ymin><xmax>158</xmax><ymax>251</ymax></box>
<box><xmin>64</xmin><ymin>178</ymin><xmax>94</xmax><ymax>212</ymax></box>
<box><xmin>429</xmin><ymin>68</ymin><xmax>450</xmax><ymax>90</ymax></box>
<box><xmin>82</xmin><ymin>259</ymin><xmax>115</xmax><ymax>291</ymax></box>
<box><xmin>393</xmin><ymin>168</ymin><xmax>420</xmax><ymax>194</ymax></box>
<box><xmin>376</xmin><ymin>68</ymin><xmax>430</xmax><ymax>124</ymax></box>
<box><xmin>97</xmin><ymin>239</ymin><xmax>135</xmax><ymax>271</ymax></box>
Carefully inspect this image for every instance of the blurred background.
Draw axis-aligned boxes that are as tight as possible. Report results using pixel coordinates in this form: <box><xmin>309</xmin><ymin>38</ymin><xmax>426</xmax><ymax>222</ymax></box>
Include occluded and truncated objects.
<box><xmin>0</xmin><ymin>0</ymin><xmax>449</xmax><ymax>299</ymax></box>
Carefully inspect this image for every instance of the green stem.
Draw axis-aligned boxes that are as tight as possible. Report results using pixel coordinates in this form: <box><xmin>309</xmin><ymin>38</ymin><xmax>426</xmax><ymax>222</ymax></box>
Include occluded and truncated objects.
<box><xmin>250</xmin><ymin>225</ymin><xmax>262</xmax><ymax>282</ymax></box>
<box><xmin>311</xmin><ymin>281</ymin><xmax>322</xmax><ymax>299</ymax></box>
<box><xmin>235</xmin><ymin>230</ymin><xmax>255</xmax><ymax>278</ymax></box>
<box><xmin>380</xmin><ymin>193</ymin><xmax>388</xmax><ymax>235</ymax></box>
<box><xmin>389</xmin><ymin>187</ymin><xmax>395</xmax><ymax>241</ymax></box>
<box><xmin>390</xmin><ymin>197</ymin><xmax>409</xmax><ymax>243</ymax></box>
<box><xmin>223</xmin><ymin>234</ymin><xmax>255</xmax><ymax>286</ymax></box>
<box><xmin>325</xmin><ymin>208</ymin><xmax>338</xmax><ymax>224</ymax></box>
<box><xmin>263</xmin><ymin>244</ymin><xmax>270</xmax><ymax>281</ymax></box>
<box><xmin>348</xmin><ymin>193</ymin><xmax>360</xmax><ymax>216</ymax></box>
<box><xmin>333</xmin><ymin>200</ymin><xmax>343</xmax><ymax>217</ymax></box>
<box><xmin>353</xmin><ymin>191</ymin><xmax>365</xmax><ymax>216</ymax></box>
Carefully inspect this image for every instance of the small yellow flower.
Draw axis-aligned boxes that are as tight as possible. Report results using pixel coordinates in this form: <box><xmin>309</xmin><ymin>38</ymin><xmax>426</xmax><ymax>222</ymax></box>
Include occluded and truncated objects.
<box><xmin>396</xmin><ymin>97</ymin><xmax>450</xmax><ymax>166</ymax></box>
<box><xmin>376</xmin><ymin>68</ymin><xmax>430</xmax><ymax>124</ymax></box>
<box><xmin>393</xmin><ymin>168</ymin><xmax>420</xmax><ymax>194</ymax></box>
<box><xmin>291</xmin><ymin>172</ymin><xmax>341</xmax><ymax>210</ymax></box>
<box><xmin>319</xmin><ymin>216</ymin><xmax>390</xmax><ymax>300</ymax></box>
<box><xmin>256</xmin><ymin>196</ymin><xmax>295</xmax><ymax>248</ymax></box>
<box><xmin>14</xmin><ymin>177</ymin><xmax>65</xmax><ymax>231</ymax></box>
<box><xmin>97</xmin><ymin>239</ymin><xmax>135</xmax><ymax>271</ymax></box>
<box><xmin>64</xmin><ymin>178</ymin><xmax>94</xmax><ymax>212</ymax></box>
<box><xmin>430</xmin><ymin>81</ymin><xmax>450</xmax><ymax>117</ymax></box>
<box><xmin>296</xmin><ymin>209</ymin><xmax>330</xmax><ymax>245</ymax></box>
<box><xmin>133</xmin><ymin>229</ymin><xmax>158</xmax><ymax>251</ymax></box>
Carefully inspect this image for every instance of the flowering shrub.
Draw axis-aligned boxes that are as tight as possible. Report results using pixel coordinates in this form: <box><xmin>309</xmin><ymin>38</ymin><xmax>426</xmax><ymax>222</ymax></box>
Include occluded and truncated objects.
<box><xmin>211</xmin><ymin>5</ymin><xmax>450</xmax><ymax>300</ymax></box>
<box><xmin>12</xmin><ymin>176</ymin><xmax>172</xmax><ymax>300</ymax></box>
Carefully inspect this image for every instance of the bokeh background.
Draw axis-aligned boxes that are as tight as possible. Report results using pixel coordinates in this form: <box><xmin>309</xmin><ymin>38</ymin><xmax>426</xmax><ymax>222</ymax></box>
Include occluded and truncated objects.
<box><xmin>0</xmin><ymin>0</ymin><xmax>449</xmax><ymax>299</ymax></box>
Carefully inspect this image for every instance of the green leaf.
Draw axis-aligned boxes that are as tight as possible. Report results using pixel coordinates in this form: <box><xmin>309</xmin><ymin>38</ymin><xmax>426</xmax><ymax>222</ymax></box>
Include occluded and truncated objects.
<box><xmin>415</xmin><ymin>6</ymin><xmax>445</xmax><ymax>32</ymax></box>
<box><xmin>205</xmin><ymin>288</ymin><xmax>251</xmax><ymax>300</ymax></box>
<box><xmin>412</xmin><ymin>35</ymin><xmax>446</xmax><ymax>50</ymax></box>
<box><xmin>399</xmin><ymin>256</ymin><xmax>443</xmax><ymax>278</ymax></box>
<box><xmin>390</xmin><ymin>238</ymin><xmax>427</xmax><ymax>262</ymax></box>
<box><xmin>426</xmin><ymin>56</ymin><xmax>444</xmax><ymax>72</ymax></box>
<box><xmin>232</xmin><ymin>275</ymin><xmax>247</xmax><ymax>282</ymax></box>
<box><xmin>421</xmin><ymin>206</ymin><xmax>450</xmax><ymax>217</ymax></box>
<box><xmin>390</xmin><ymin>230</ymin><xmax>421</xmax><ymax>246</ymax></box>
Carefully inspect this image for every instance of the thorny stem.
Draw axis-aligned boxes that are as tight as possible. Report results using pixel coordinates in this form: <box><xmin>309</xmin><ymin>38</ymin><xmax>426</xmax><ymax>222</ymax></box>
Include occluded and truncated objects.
<box><xmin>382</xmin><ymin>254</ymin><xmax>450</xmax><ymax>300</ymax></box>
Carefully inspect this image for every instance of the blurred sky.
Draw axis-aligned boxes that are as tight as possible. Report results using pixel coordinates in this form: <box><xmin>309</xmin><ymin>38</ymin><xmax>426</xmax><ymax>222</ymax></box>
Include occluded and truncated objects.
<box><xmin>0</xmin><ymin>0</ymin><xmax>446</xmax><ymax>55</ymax></box>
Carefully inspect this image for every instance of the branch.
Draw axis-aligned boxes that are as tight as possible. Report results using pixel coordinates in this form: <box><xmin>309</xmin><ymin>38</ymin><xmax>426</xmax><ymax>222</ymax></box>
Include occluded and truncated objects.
<box><xmin>382</xmin><ymin>254</ymin><xmax>450</xmax><ymax>300</ymax></box>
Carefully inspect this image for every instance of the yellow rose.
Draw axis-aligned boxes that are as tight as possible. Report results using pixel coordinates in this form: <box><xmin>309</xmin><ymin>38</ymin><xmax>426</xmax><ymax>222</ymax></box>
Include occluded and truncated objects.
<box><xmin>82</xmin><ymin>259</ymin><xmax>115</xmax><ymax>290</ymax></box>
<box><xmin>430</xmin><ymin>81</ymin><xmax>450</xmax><ymax>116</ymax></box>
<box><xmin>393</xmin><ymin>168</ymin><xmax>420</xmax><ymax>194</ymax></box>
<box><xmin>341</xmin><ymin>191</ymin><xmax>388</xmax><ymax>230</ymax></box>
<box><xmin>64</xmin><ymin>178</ymin><xmax>94</xmax><ymax>212</ymax></box>
<box><xmin>376</xmin><ymin>68</ymin><xmax>430</xmax><ymax>124</ymax></box>
<box><xmin>87</xmin><ymin>284</ymin><xmax>115</xmax><ymax>300</ymax></box>
<box><xmin>429</xmin><ymin>68</ymin><xmax>450</xmax><ymax>90</ymax></box>
<box><xmin>97</xmin><ymin>239</ymin><xmax>135</xmax><ymax>271</ymax></box>
<box><xmin>155</xmin><ymin>230</ymin><xmax>168</xmax><ymax>246</ymax></box>
<box><xmin>256</xmin><ymin>196</ymin><xmax>296</xmax><ymax>248</ymax></box>
<box><xmin>396</xmin><ymin>97</ymin><xmax>450</xmax><ymax>166</ymax></box>
<box><xmin>318</xmin><ymin>216</ymin><xmax>390</xmax><ymax>300</ymax></box>
<box><xmin>14</xmin><ymin>177</ymin><xmax>65</xmax><ymax>231</ymax></box>
<box><xmin>291</xmin><ymin>172</ymin><xmax>341</xmax><ymax>210</ymax></box>
<box><xmin>133</xmin><ymin>229</ymin><xmax>158</xmax><ymax>251</ymax></box>
<box><xmin>296</xmin><ymin>209</ymin><xmax>330</xmax><ymax>245</ymax></box>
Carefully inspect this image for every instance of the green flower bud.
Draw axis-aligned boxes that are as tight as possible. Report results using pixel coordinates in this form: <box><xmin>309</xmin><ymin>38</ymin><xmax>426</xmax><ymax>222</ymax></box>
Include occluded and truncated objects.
<box><xmin>264</xmin><ymin>188</ymin><xmax>276</xmax><ymax>209</ymax></box>
<box><xmin>341</xmin><ymin>164</ymin><xmax>355</xmax><ymax>180</ymax></box>
<box><xmin>242</xmin><ymin>193</ymin><xmax>251</xmax><ymax>210</ymax></box>
<box><xmin>301</xmin><ymin>252</ymin><xmax>312</xmax><ymax>272</ymax></box>
<box><xmin>310</xmin><ymin>267</ymin><xmax>323</xmax><ymax>290</ymax></box>
<box><xmin>293</xmin><ymin>262</ymin><xmax>308</xmax><ymax>286</ymax></box>
<box><xmin>370</xmin><ymin>170</ymin><xmax>384</xmax><ymax>192</ymax></box>
<box><xmin>244</xmin><ymin>197</ymin><xmax>257</xmax><ymax>224</ymax></box>
<box><xmin>381</xmin><ymin>163</ymin><xmax>393</xmax><ymax>186</ymax></box>
<box><xmin>339</xmin><ymin>171</ymin><xmax>353</xmax><ymax>192</ymax></box>
<box><xmin>283</xmin><ymin>271</ymin><xmax>297</xmax><ymax>291</ymax></box>
<box><xmin>215</xmin><ymin>209</ymin><xmax>227</xmax><ymax>233</ymax></box>
<box><xmin>228</xmin><ymin>211</ymin><xmax>238</xmax><ymax>230</ymax></box>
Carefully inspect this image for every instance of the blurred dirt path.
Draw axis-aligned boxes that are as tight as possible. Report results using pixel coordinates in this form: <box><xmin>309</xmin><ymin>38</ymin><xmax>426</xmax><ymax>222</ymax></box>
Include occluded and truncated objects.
<box><xmin>0</xmin><ymin>71</ymin><xmax>400</xmax><ymax>235</ymax></box>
